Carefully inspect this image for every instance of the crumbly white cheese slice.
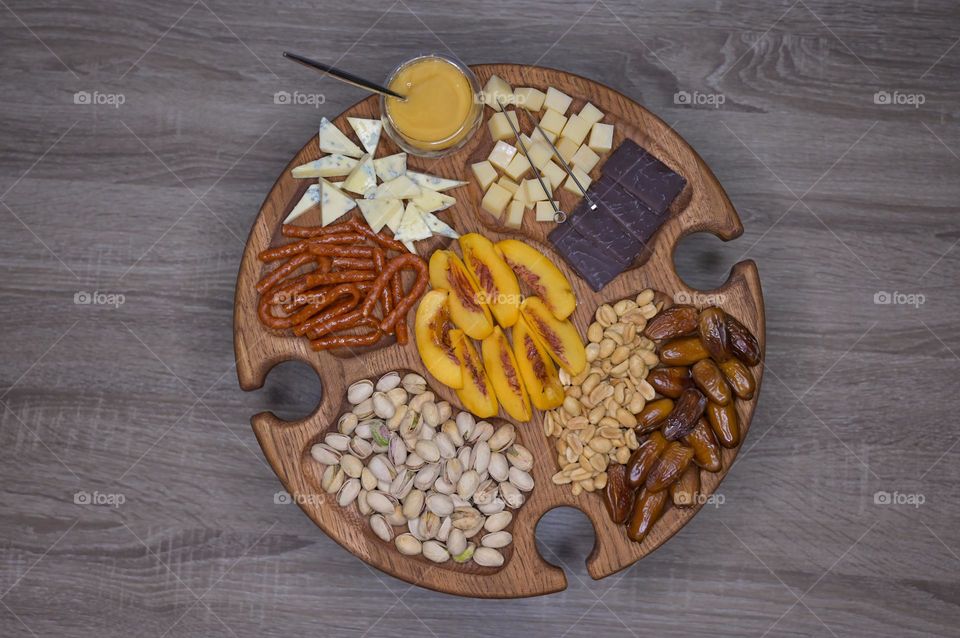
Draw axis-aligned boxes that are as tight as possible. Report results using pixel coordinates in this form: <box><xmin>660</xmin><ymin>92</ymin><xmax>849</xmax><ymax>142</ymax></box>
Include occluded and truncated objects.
<box><xmin>370</xmin><ymin>175</ymin><xmax>421</xmax><ymax>199</ymax></box>
<box><xmin>319</xmin><ymin>117</ymin><xmax>363</xmax><ymax>158</ymax></box>
<box><xmin>373</xmin><ymin>152</ymin><xmax>407</xmax><ymax>182</ymax></box>
<box><xmin>347</xmin><ymin>117</ymin><xmax>382</xmax><ymax>155</ymax></box>
<box><xmin>421</xmin><ymin>212</ymin><xmax>460</xmax><ymax>239</ymax></box>
<box><xmin>411</xmin><ymin>188</ymin><xmax>455</xmax><ymax>214</ymax></box>
<box><xmin>341</xmin><ymin>154</ymin><xmax>377</xmax><ymax>196</ymax></box>
<box><xmin>406</xmin><ymin>171</ymin><xmax>467</xmax><ymax>192</ymax></box>
<box><xmin>284</xmin><ymin>184</ymin><xmax>322</xmax><ymax>223</ymax></box>
<box><xmin>383</xmin><ymin>199</ymin><xmax>407</xmax><ymax>232</ymax></box>
<box><xmin>357</xmin><ymin>198</ymin><xmax>403</xmax><ymax>233</ymax></box>
<box><xmin>393</xmin><ymin>202</ymin><xmax>432</xmax><ymax>250</ymax></box>
<box><xmin>320</xmin><ymin>179</ymin><xmax>357</xmax><ymax>226</ymax></box>
<box><xmin>291</xmin><ymin>154</ymin><xmax>358</xmax><ymax>178</ymax></box>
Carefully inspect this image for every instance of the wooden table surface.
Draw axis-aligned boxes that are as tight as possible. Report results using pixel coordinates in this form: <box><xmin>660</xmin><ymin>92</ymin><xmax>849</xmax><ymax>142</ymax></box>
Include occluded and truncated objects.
<box><xmin>1</xmin><ymin>1</ymin><xmax>958</xmax><ymax>635</ymax></box>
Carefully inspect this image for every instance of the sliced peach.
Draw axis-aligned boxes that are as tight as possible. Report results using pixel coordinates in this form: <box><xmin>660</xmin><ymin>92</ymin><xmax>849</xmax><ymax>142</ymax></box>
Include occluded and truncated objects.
<box><xmin>519</xmin><ymin>296</ymin><xmax>586</xmax><ymax>375</ymax></box>
<box><xmin>459</xmin><ymin>233</ymin><xmax>521</xmax><ymax>328</ymax></box>
<box><xmin>496</xmin><ymin>239</ymin><xmax>576</xmax><ymax>320</ymax></box>
<box><xmin>451</xmin><ymin>329</ymin><xmax>499</xmax><ymax>418</ymax></box>
<box><xmin>428</xmin><ymin>250</ymin><xmax>494</xmax><ymax>340</ymax></box>
<box><xmin>414</xmin><ymin>290</ymin><xmax>463</xmax><ymax>389</ymax></box>
<box><xmin>511</xmin><ymin>318</ymin><xmax>564</xmax><ymax>410</ymax></box>
<box><xmin>481</xmin><ymin>326</ymin><xmax>532</xmax><ymax>422</ymax></box>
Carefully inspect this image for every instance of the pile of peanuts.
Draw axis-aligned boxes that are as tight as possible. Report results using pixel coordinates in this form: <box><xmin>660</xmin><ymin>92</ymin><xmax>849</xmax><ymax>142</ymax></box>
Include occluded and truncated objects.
<box><xmin>545</xmin><ymin>289</ymin><xmax>662</xmax><ymax>496</ymax></box>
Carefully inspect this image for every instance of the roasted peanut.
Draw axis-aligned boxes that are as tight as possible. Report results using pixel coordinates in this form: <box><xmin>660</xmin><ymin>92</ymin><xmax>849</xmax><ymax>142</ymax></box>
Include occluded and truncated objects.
<box><xmin>691</xmin><ymin>359</ymin><xmax>732</xmax><ymax>406</ymax></box>
<box><xmin>626</xmin><ymin>488</ymin><xmax>668</xmax><ymax>543</ymax></box>
<box><xmin>726</xmin><ymin>314</ymin><xmax>761</xmax><ymax>366</ymax></box>
<box><xmin>697</xmin><ymin>307</ymin><xmax>731</xmax><ymax>361</ymax></box>
<box><xmin>670</xmin><ymin>464</ymin><xmax>700</xmax><ymax>507</ymax></box>
<box><xmin>645</xmin><ymin>366</ymin><xmax>694</xmax><ymax>399</ymax></box>
<box><xmin>662</xmin><ymin>388</ymin><xmax>707</xmax><ymax>440</ymax></box>
<box><xmin>645</xmin><ymin>442</ymin><xmax>694</xmax><ymax>492</ymax></box>
<box><xmin>682</xmin><ymin>418</ymin><xmax>723</xmax><ymax>472</ymax></box>
<box><xmin>718</xmin><ymin>358</ymin><xmax>756</xmax><ymax>400</ymax></box>
<box><xmin>635</xmin><ymin>398</ymin><xmax>674</xmax><ymax>432</ymax></box>
<box><xmin>626</xmin><ymin>431</ymin><xmax>667</xmax><ymax>488</ymax></box>
<box><xmin>643</xmin><ymin>305</ymin><xmax>698</xmax><ymax>341</ymax></box>
<box><xmin>706</xmin><ymin>400</ymin><xmax>740</xmax><ymax>448</ymax></box>
<box><xmin>602</xmin><ymin>464</ymin><xmax>634</xmax><ymax>524</ymax></box>
<box><xmin>658</xmin><ymin>336</ymin><xmax>711</xmax><ymax>366</ymax></box>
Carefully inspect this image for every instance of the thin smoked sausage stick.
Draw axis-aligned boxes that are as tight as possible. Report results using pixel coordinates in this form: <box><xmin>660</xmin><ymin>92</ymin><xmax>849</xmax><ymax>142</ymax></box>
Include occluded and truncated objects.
<box><xmin>360</xmin><ymin>254</ymin><xmax>429</xmax><ymax>333</ymax></box>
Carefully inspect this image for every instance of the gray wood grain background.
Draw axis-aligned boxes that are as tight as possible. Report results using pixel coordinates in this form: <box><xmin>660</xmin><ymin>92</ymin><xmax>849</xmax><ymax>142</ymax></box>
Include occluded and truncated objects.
<box><xmin>2</xmin><ymin>0</ymin><xmax>958</xmax><ymax>635</ymax></box>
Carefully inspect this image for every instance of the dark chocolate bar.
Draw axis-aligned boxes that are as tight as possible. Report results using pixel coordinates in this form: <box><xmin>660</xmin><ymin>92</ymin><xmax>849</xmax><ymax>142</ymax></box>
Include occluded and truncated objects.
<box><xmin>602</xmin><ymin>139</ymin><xmax>686</xmax><ymax>215</ymax></box>
<box><xmin>576</xmin><ymin>175</ymin><xmax>665</xmax><ymax>249</ymax></box>
<box><xmin>548</xmin><ymin>221</ymin><xmax>632</xmax><ymax>292</ymax></box>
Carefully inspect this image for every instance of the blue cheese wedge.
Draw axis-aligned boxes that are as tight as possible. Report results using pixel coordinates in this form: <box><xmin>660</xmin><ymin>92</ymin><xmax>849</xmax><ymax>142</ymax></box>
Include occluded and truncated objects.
<box><xmin>347</xmin><ymin>117</ymin><xmax>382</xmax><ymax>155</ymax></box>
<box><xmin>319</xmin><ymin>117</ymin><xmax>363</xmax><ymax>158</ymax></box>
<box><xmin>357</xmin><ymin>198</ymin><xmax>403</xmax><ymax>233</ymax></box>
<box><xmin>421</xmin><ymin>211</ymin><xmax>460</xmax><ymax>239</ymax></box>
<box><xmin>406</xmin><ymin>171</ymin><xmax>467</xmax><ymax>192</ymax></box>
<box><xmin>284</xmin><ymin>184</ymin><xmax>322</xmax><ymax>223</ymax></box>
<box><xmin>383</xmin><ymin>200</ymin><xmax>406</xmax><ymax>233</ymax></box>
<box><xmin>319</xmin><ymin>179</ymin><xmax>357</xmax><ymax>226</ymax></box>
<box><xmin>370</xmin><ymin>175</ymin><xmax>421</xmax><ymax>199</ymax></box>
<box><xmin>411</xmin><ymin>188</ymin><xmax>456</xmax><ymax>214</ymax></box>
<box><xmin>393</xmin><ymin>202</ymin><xmax>432</xmax><ymax>253</ymax></box>
<box><xmin>341</xmin><ymin>154</ymin><xmax>377</xmax><ymax>196</ymax></box>
<box><xmin>291</xmin><ymin>154</ymin><xmax>358</xmax><ymax>178</ymax></box>
<box><xmin>373</xmin><ymin>152</ymin><xmax>407</xmax><ymax>182</ymax></box>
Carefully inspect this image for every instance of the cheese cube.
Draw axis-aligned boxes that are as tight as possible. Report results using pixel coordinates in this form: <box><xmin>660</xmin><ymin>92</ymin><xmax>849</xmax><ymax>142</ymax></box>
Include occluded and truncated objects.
<box><xmin>503</xmin><ymin>153</ymin><xmax>531</xmax><ymax>182</ymax></box>
<box><xmin>527</xmin><ymin>142</ymin><xmax>553</xmax><ymax>170</ymax></box>
<box><xmin>540</xmin><ymin>109</ymin><xmax>567</xmax><ymax>135</ymax></box>
<box><xmin>481</xmin><ymin>182</ymin><xmax>512</xmax><ymax>219</ymax></box>
<box><xmin>543</xmin><ymin>87</ymin><xmax>573</xmax><ymax>114</ymax></box>
<box><xmin>513</xmin><ymin>87</ymin><xmax>546</xmax><ymax>111</ymax></box>
<box><xmin>555</xmin><ymin>137</ymin><xmax>580</xmax><ymax>163</ymax></box>
<box><xmin>571</xmin><ymin>144</ymin><xmax>601</xmax><ymax>173</ymax></box>
<box><xmin>488</xmin><ymin>111</ymin><xmax>519</xmax><ymax>142</ymax></box>
<box><xmin>482</xmin><ymin>74</ymin><xmax>513</xmax><ymax>111</ymax></box>
<box><xmin>497</xmin><ymin>176</ymin><xmax>520</xmax><ymax>195</ymax></box>
<box><xmin>530</xmin><ymin>127</ymin><xmax>557</xmax><ymax>146</ymax></box>
<box><xmin>560</xmin><ymin>114</ymin><xmax>591</xmax><ymax>146</ymax></box>
<box><xmin>579</xmin><ymin>102</ymin><xmax>604</xmax><ymax>126</ymax></box>
<box><xmin>488</xmin><ymin>141</ymin><xmax>517</xmax><ymax>170</ymax></box>
<box><xmin>536</xmin><ymin>200</ymin><xmax>560</xmax><ymax>222</ymax></box>
<box><xmin>471</xmin><ymin>160</ymin><xmax>498</xmax><ymax>191</ymax></box>
<box><xmin>541</xmin><ymin>160</ymin><xmax>567</xmax><ymax>190</ymax></box>
<box><xmin>563</xmin><ymin>167</ymin><xmax>592</xmax><ymax>195</ymax></box>
<box><xmin>512</xmin><ymin>181</ymin><xmax>531</xmax><ymax>208</ymax></box>
<box><xmin>523</xmin><ymin>178</ymin><xmax>550</xmax><ymax>202</ymax></box>
<box><xmin>505</xmin><ymin>200</ymin><xmax>526</xmax><ymax>228</ymax></box>
<box><xmin>588</xmin><ymin>123</ymin><xmax>614</xmax><ymax>153</ymax></box>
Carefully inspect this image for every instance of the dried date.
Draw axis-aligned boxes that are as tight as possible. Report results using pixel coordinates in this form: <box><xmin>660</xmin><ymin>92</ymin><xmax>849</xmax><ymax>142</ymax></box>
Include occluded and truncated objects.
<box><xmin>682</xmin><ymin>418</ymin><xmax>723</xmax><ymax>472</ymax></box>
<box><xmin>635</xmin><ymin>398</ymin><xmax>674</xmax><ymax>433</ymax></box>
<box><xmin>626</xmin><ymin>488</ymin><xmax>668</xmax><ymax>543</ymax></box>
<box><xmin>698</xmin><ymin>307</ymin><xmax>731</xmax><ymax>361</ymax></box>
<box><xmin>706</xmin><ymin>401</ymin><xmax>740</xmax><ymax>448</ymax></box>
<box><xmin>602</xmin><ymin>464</ymin><xmax>635</xmax><ymax>524</ymax></box>
<box><xmin>658</xmin><ymin>336</ymin><xmax>710</xmax><ymax>366</ymax></box>
<box><xmin>670</xmin><ymin>464</ymin><xmax>700</xmax><ymax>507</ymax></box>
<box><xmin>626</xmin><ymin>431</ymin><xmax>667</xmax><ymax>488</ymax></box>
<box><xmin>662</xmin><ymin>388</ymin><xmax>707</xmax><ymax>440</ymax></box>
<box><xmin>645</xmin><ymin>441</ymin><xmax>694</xmax><ymax>492</ymax></box>
<box><xmin>691</xmin><ymin>358</ymin><xmax>732</xmax><ymax>406</ymax></box>
<box><xmin>645</xmin><ymin>366</ymin><xmax>693</xmax><ymax>399</ymax></box>
<box><xmin>726</xmin><ymin>314</ymin><xmax>761</xmax><ymax>366</ymax></box>
<box><xmin>644</xmin><ymin>305</ymin><xmax>698</xmax><ymax>341</ymax></box>
<box><xmin>718</xmin><ymin>358</ymin><xmax>756</xmax><ymax>400</ymax></box>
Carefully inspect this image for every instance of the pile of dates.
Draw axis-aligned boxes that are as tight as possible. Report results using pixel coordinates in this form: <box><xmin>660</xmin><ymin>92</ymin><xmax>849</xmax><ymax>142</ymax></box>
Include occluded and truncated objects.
<box><xmin>602</xmin><ymin>304</ymin><xmax>761</xmax><ymax>543</ymax></box>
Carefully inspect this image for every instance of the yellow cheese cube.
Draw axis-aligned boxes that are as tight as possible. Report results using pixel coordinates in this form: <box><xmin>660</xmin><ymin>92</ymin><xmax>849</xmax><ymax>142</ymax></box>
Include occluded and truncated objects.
<box><xmin>544</xmin><ymin>87</ymin><xmax>573</xmax><ymax>114</ymax></box>
<box><xmin>563</xmin><ymin>167</ymin><xmax>592</xmax><ymax>195</ymax></box>
<box><xmin>471</xmin><ymin>160</ymin><xmax>498</xmax><ymax>191</ymax></box>
<box><xmin>560</xmin><ymin>114</ymin><xmax>591</xmax><ymax>146</ymax></box>
<box><xmin>579</xmin><ymin>102</ymin><xmax>604</xmax><ymax>125</ymax></box>
<box><xmin>571</xmin><ymin>144</ymin><xmax>601</xmax><ymax>173</ymax></box>
<box><xmin>530</xmin><ymin>127</ymin><xmax>557</xmax><ymax>145</ymax></box>
<box><xmin>527</xmin><ymin>142</ymin><xmax>554</xmax><ymax>169</ymax></box>
<box><xmin>503</xmin><ymin>153</ymin><xmax>531</xmax><ymax>181</ymax></box>
<box><xmin>513</xmin><ymin>87</ymin><xmax>546</xmax><ymax>111</ymax></box>
<box><xmin>482</xmin><ymin>74</ymin><xmax>513</xmax><ymax>111</ymax></box>
<box><xmin>512</xmin><ymin>182</ymin><xmax>530</xmax><ymax>207</ymax></box>
<box><xmin>555</xmin><ymin>136</ymin><xmax>580</xmax><ymax>163</ymax></box>
<box><xmin>536</xmin><ymin>200</ymin><xmax>560</xmax><ymax>222</ymax></box>
<box><xmin>539</xmin><ymin>109</ymin><xmax>567</xmax><ymax>135</ymax></box>
<box><xmin>488</xmin><ymin>140</ymin><xmax>517</xmax><ymax>170</ymax></box>
<box><xmin>523</xmin><ymin>178</ymin><xmax>550</xmax><ymax>202</ymax></box>
<box><xmin>588</xmin><ymin>123</ymin><xmax>614</xmax><ymax>153</ymax></box>
<box><xmin>505</xmin><ymin>200</ymin><xmax>526</xmax><ymax>228</ymax></box>
<box><xmin>541</xmin><ymin>160</ymin><xmax>567</xmax><ymax>190</ymax></box>
<box><xmin>481</xmin><ymin>182</ymin><xmax>513</xmax><ymax>219</ymax></box>
<box><xmin>488</xmin><ymin>111</ymin><xmax>519</xmax><ymax>142</ymax></box>
<box><xmin>497</xmin><ymin>176</ymin><xmax>520</xmax><ymax>195</ymax></box>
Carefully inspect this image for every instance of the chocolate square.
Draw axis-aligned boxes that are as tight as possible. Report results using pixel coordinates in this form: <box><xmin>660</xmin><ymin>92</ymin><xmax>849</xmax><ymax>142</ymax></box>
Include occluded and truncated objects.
<box><xmin>577</xmin><ymin>175</ymin><xmax>664</xmax><ymax>250</ymax></box>
<box><xmin>602</xmin><ymin>139</ymin><xmax>686</xmax><ymax>215</ymax></box>
<box><xmin>548</xmin><ymin>221</ymin><xmax>633</xmax><ymax>292</ymax></box>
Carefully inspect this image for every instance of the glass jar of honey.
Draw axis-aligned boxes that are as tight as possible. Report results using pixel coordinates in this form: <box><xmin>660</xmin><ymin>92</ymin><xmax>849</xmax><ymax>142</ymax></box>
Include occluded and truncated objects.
<box><xmin>380</xmin><ymin>55</ymin><xmax>482</xmax><ymax>157</ymax></box>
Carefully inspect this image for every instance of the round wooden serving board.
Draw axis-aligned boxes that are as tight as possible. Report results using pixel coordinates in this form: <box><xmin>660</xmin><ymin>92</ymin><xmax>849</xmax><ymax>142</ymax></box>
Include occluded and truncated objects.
<box><xmin>234</xmin><ymin>64</ymin><xmax>765</xmax><ymax>598</ymax></box>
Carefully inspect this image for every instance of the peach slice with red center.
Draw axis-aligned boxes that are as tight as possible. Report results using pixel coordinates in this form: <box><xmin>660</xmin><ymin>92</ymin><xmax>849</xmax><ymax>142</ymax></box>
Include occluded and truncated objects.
<box><xmin>511</xmin><ymin>316</ymin><xmax>564</xmax><ymax>410</ymax></box>
<box><xmin>429</xmin><ymin>250</ymin><xmax>494</xmax><ymax>340</ymax></box>
<box><xmin>496</xmin><ymin>239</ymin><xmax>576</xmax><ymax>320</ymax></box>
<box><xmin>414</xmin><ymin>289</ymin><xmax>463</xmax><ymax>389</ymax></box>
<box><xmin>519</xmin><ymin>296</ymin><xmax>586</xmax><ymax>375</ymax></box>
<box><xmin>451</xmin><ymin>329</ymin><xmax>499</xmax><ymax>418</ymax></box>
<box><xmin>481</xmin><ymin>326</ymin><xmax>532</xmax><ymax>422</ymax></box>
<box><xmin>459</xmin><ymin>233</ymin><xmax>521</xmax><ymax>328</ymax></box>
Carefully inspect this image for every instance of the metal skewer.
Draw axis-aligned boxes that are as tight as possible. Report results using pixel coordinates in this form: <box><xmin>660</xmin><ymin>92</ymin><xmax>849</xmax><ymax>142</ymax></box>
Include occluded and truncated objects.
<box><xmin>518</xmin><ymin>109</ymin><xmax>597</xmax><ymax>210</ymax></box>
<box><xmin>282</xmin><ymin>52</ymin><xmax>407</xmax><ymax>101</ymax></box>
<box><xmin>495</xmin><ymin>97</ymin><xmax>566</xmax><ymax>224</ymax></box>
